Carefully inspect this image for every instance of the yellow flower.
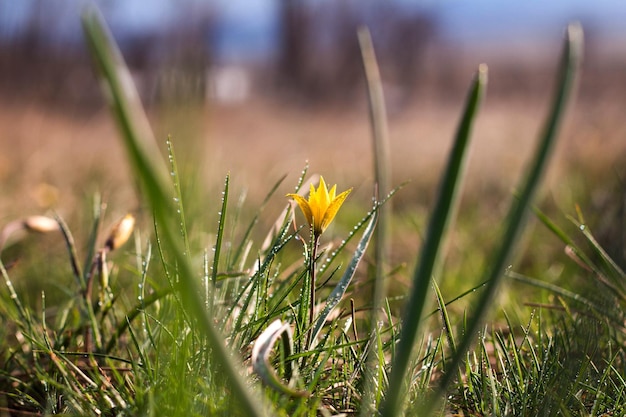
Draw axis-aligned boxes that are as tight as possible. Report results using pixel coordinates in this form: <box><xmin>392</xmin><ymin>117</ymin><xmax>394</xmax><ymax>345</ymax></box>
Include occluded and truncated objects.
<box><xmin>287</xmin><ymin>177</ymin><xmax>352</xmax><ymax>236</ymax></box>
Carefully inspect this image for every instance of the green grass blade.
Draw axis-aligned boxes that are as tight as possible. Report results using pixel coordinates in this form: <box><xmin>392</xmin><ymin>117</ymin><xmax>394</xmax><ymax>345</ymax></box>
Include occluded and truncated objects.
<box><xmin>429</xmin><ymin>23</ymin><xmax>583</xmax><ymax>411</ymax></box>
<box><xmin>573</xmin><ymin>216</ymin><xmax>626</xmax><ymax>281</ymax></box>
<box><xmin>0</xmin><ymin>259</ymin><xmax>30</xmax><ymax>326</ymax></box>
<box><xmin>55</xmin><ymin>214</ymin><xmax>85</xmax><ymax>290</ymax></box>
<box><xmin>81</xmin><ymin>8</ymin><xmax>269</xmax><ymax>416</ymax></box>
<box><xmin>432</xmin><ymin>279</ymin><xmax>457</xmax><ymax>355</ymax></box>
<box><xmin>310</xmin><ymin>205</ymin><xmax>378</xmax><ymax>344</ymax></box>
<box><xmin>212</xmin><ymin>174</ymin><xmax>230</xmax><ymax>293</ymax></box>
<box><xmin>82</xmin><ymin>194</ymin><xmax>103</xmax><ymax>285</ymax></box>
<box><xmin>358</xmin><ymin>27</ymin><xmax>393</xmax><ymax>414</ymax></box>
<box><xmin>358</xmin><ymin>25</ymin><xmax>391</xmax><ymax>320</ymax></box>
<box><xmin>166</xmin><ymin>138</ymin><xmax>191</xmax><ymax>258</ymax></box>
<box><xmin>380</xmin><ymin>65</ymin><xmax>487</xmax><ymax>417</ymax></box>
<box><xmin>230</xmin><ymin>174</ymin><xmax>287</xmax><ymax>270</ymax></box>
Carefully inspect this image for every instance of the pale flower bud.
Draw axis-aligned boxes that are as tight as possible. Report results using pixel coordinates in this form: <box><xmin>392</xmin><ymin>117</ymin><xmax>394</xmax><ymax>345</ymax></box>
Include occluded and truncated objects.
<box><xmin>104</xmin><ymin>214</ymin><xmax>135</xmax><ymax>251</ymax></box>
<box><xmin>22</xmin><ymin>216</ymin><xmax>59</xmax><ymax>233</ymax></box>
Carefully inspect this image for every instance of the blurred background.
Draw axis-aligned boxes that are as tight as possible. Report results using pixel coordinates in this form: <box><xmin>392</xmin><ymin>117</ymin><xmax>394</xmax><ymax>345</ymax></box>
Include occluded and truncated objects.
<box><xmin>1</xmin><ymin>0</ymin><xmax>625</xmax><ymax>269</ymax></box>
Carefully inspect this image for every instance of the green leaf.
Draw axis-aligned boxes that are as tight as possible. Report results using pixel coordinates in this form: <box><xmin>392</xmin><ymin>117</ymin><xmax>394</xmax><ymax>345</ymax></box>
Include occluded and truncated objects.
<box><xmin>310</xmin><ymin>203</ymin><xmax>378</xmax><ymax>344</ymax></box>
<box><xmin>428</xmin><ymin>23</ymin><xmax>583</xmax><ymax>413</ymax></box>
<box><xmin>381</xmin><ymin>64</ymin><xmax>488</xmax><ymax>417</ymax></box>
<box><xmin>81</xmin><ymin>8</ymin><xmax>270</xmax><ymax>417</ymax></box>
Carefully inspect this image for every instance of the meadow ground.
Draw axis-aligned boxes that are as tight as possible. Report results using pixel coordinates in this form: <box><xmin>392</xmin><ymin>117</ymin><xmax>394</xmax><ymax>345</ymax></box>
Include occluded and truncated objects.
<box><xmin>2</xmin><ymin>86</ymin><xmax>624</xmax><ymax>310</ymax></box>
<box><xmin>3</xmin><ymin>89</ymin><xmax>624</xmax><ymax>221</ymax></box>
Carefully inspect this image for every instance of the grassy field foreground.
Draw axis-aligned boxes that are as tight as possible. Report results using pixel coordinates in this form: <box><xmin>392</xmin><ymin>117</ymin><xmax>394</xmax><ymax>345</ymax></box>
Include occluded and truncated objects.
<box><xmin>1</xmin><ymin>13</ymin><xmax>626</xmax><ymax>417</ymax></box>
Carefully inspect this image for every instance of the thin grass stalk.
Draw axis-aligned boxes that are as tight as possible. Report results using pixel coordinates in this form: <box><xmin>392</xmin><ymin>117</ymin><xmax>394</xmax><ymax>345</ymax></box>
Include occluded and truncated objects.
<box><xmin>302</xmin><ymin>230</ymin><xmax>318</xmax><ymax>351</ymax></box>
<box><xmin>358</xmin><ymin>26</ymin><xmax>391</xmax><ymax>323</ymax></box>
<box><xmin>82</xmin><ymin>194</ymin><xmax>103</xmax><ymax>286</ymax></box>
<box><xmin>212</xmin><ymin>175</ymin><xmax>230</xmax><ymax>301</ymax></box>
<box><xmin>81</xmin><ymin>9</ymin><xmax>269</xmax><ymax>416</ymax></box>
<box><xmin>358</xmin><ymin>26</ymin><xmax>393</xmax><ymax>414</ymax></box>
<box><xmin>55</xmin><ymin>214</ymin><xmax>85</xmax><ymax>290</ymax></box>
<box><xmin>380</xmin><ymin>65</ymin><xmax>487</xmax><ymax>417</ymax></box>
<box><xmin>0</xmin><ymin>259</ymin><xmax>30</xmax><ymax>326</ymax></box>
<box><xmin>427</xmin><ymin>23</ymin><xmax>583</xmax><ymax>413</ymax></box>
<box><xmin>167</xmin><ymin>138</ymin><xmax>191</xmax><ymax>258</ymax></box>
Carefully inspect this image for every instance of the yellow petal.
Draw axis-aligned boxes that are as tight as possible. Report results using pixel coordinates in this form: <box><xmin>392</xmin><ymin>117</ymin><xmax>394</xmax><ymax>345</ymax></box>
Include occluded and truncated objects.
<box><xmin>320</xmin><ymin>188</ymin><xmax>352</xmax><ymax>232</ymax></box>
<box><xmin>318</xmin><ymin>176</ymin><xmax>331</xmax><ymax>208</ymax></box>
<box><xmin>328</xmin><ymin>184</ymin><xmax>337</xmax><ymax>201</ymax></box>
<box><xmin>309</xmin><ymin>184</ymin><xmax>325</xmax><ymax>229</ymax></box>
<box><xmin>287</xmin><ymin>193</ymin><xmax>313</xmax><ymax>226</ymax></box>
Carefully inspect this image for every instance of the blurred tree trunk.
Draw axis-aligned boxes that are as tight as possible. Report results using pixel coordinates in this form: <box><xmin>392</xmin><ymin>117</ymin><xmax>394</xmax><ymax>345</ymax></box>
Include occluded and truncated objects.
<box><xmin>276</xmin><ymin>0</ymin><xmax>311</xmax><ymax>95</ymax></box>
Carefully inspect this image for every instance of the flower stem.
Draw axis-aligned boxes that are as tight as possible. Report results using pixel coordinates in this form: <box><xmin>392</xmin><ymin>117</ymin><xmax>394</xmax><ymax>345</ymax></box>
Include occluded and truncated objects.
<box><xmin>307</xmin><ymin>234</ymin><xmax>320</xmax><ymax>348</ymax></box>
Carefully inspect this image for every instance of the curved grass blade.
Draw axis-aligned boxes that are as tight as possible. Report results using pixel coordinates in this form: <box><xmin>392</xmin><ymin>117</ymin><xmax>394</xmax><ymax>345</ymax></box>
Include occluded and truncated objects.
<box><xmin>252</xmin><ymin>319</ymin><xmax>308</xmax><ymax>397</ymax></box>
<box><xmin>380</xmin><ymin>65</ymin><xmax>488</xmax><ymax>417</ymax></box>
<box><xmin>427</xmin><ymin>23</ymin><xmax>583</xmax><ymax>412</ymax></box>
<box><xmin>81</xmin><ymin>8</ymin><xmax>269</xmax><ymax>416</ymax></box>
<box><xmin>310</xmin><ymin>204</ymin><xmax>378</xmax><ymax>345</ymax></box>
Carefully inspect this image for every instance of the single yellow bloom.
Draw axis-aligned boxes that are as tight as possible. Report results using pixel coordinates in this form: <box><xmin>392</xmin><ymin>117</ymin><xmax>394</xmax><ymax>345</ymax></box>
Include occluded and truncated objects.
<box><xmin>287</xmin><ymin>177</ymin><xmax>352</xmax><ymax>236</ymax></box>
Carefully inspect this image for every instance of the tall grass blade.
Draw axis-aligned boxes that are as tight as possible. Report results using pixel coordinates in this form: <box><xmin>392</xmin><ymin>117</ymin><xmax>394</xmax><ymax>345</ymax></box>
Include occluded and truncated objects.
<box><xmin>380</xmin><ymin>65</ymin><xmax>487</xmax><ymax>417</ymax></box>
<box><xmin>55</xmin><ymin>214</ymin><xmax>85</xmax><ymax>290</ymax></box>
<box><xmin>310</xmin><ymin>205</ymin><xmax>378</xmax><ymax>344</ymax></box>
<box><xmin>358</xmin><ymin>27</ymin><xmax>393</xmax><ymax>414</ymax></box>
<box><xmin>166</xmin><ymin>138</ymin><xmax>191</xmax><ymax>257</ymax></box>
<box><xmin>358</xmin><ymin>26</ymin><xmax>391</xmax><ymax>320</ymax></box>
<box><xmin>81</xmin><ymin>8</ymin><xmax>269</xmax><ymax>416</ymax></box>
<box><xmin>429</xmin><ymin>23</ymin><xmax>583</xmax><ymax>411</ymax></box>
<box><xmin>212</xmin><ymin>174</ymin><xmax>230</xmax><ymax>294</ymax></box>
<box><xmin>82</xmin><ymin>194</ymin><xmax>103</xmax><ymax>285</ymax></box>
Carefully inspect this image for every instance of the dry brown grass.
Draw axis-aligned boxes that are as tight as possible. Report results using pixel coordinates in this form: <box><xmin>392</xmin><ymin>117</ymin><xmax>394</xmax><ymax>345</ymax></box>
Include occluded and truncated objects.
<box><xmin>1</xmin><ymin>88</ymin><xmax>624</xmax><ymax>229</ymax></box>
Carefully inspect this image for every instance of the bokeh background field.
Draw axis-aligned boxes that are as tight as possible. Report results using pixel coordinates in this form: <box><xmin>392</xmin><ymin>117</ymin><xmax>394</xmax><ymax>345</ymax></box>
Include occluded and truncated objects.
<box><xmin>2</xmin><ymin>1</ymin><xmax>625</xmax><ymax>305</ymax></box>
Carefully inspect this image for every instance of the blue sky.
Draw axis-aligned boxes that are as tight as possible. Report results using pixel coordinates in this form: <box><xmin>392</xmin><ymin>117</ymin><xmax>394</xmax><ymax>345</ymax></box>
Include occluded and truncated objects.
<box><xmin>1</xmin><ymin>0</ymin><xmax>625</xmax><ymax>58</ymax></box>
